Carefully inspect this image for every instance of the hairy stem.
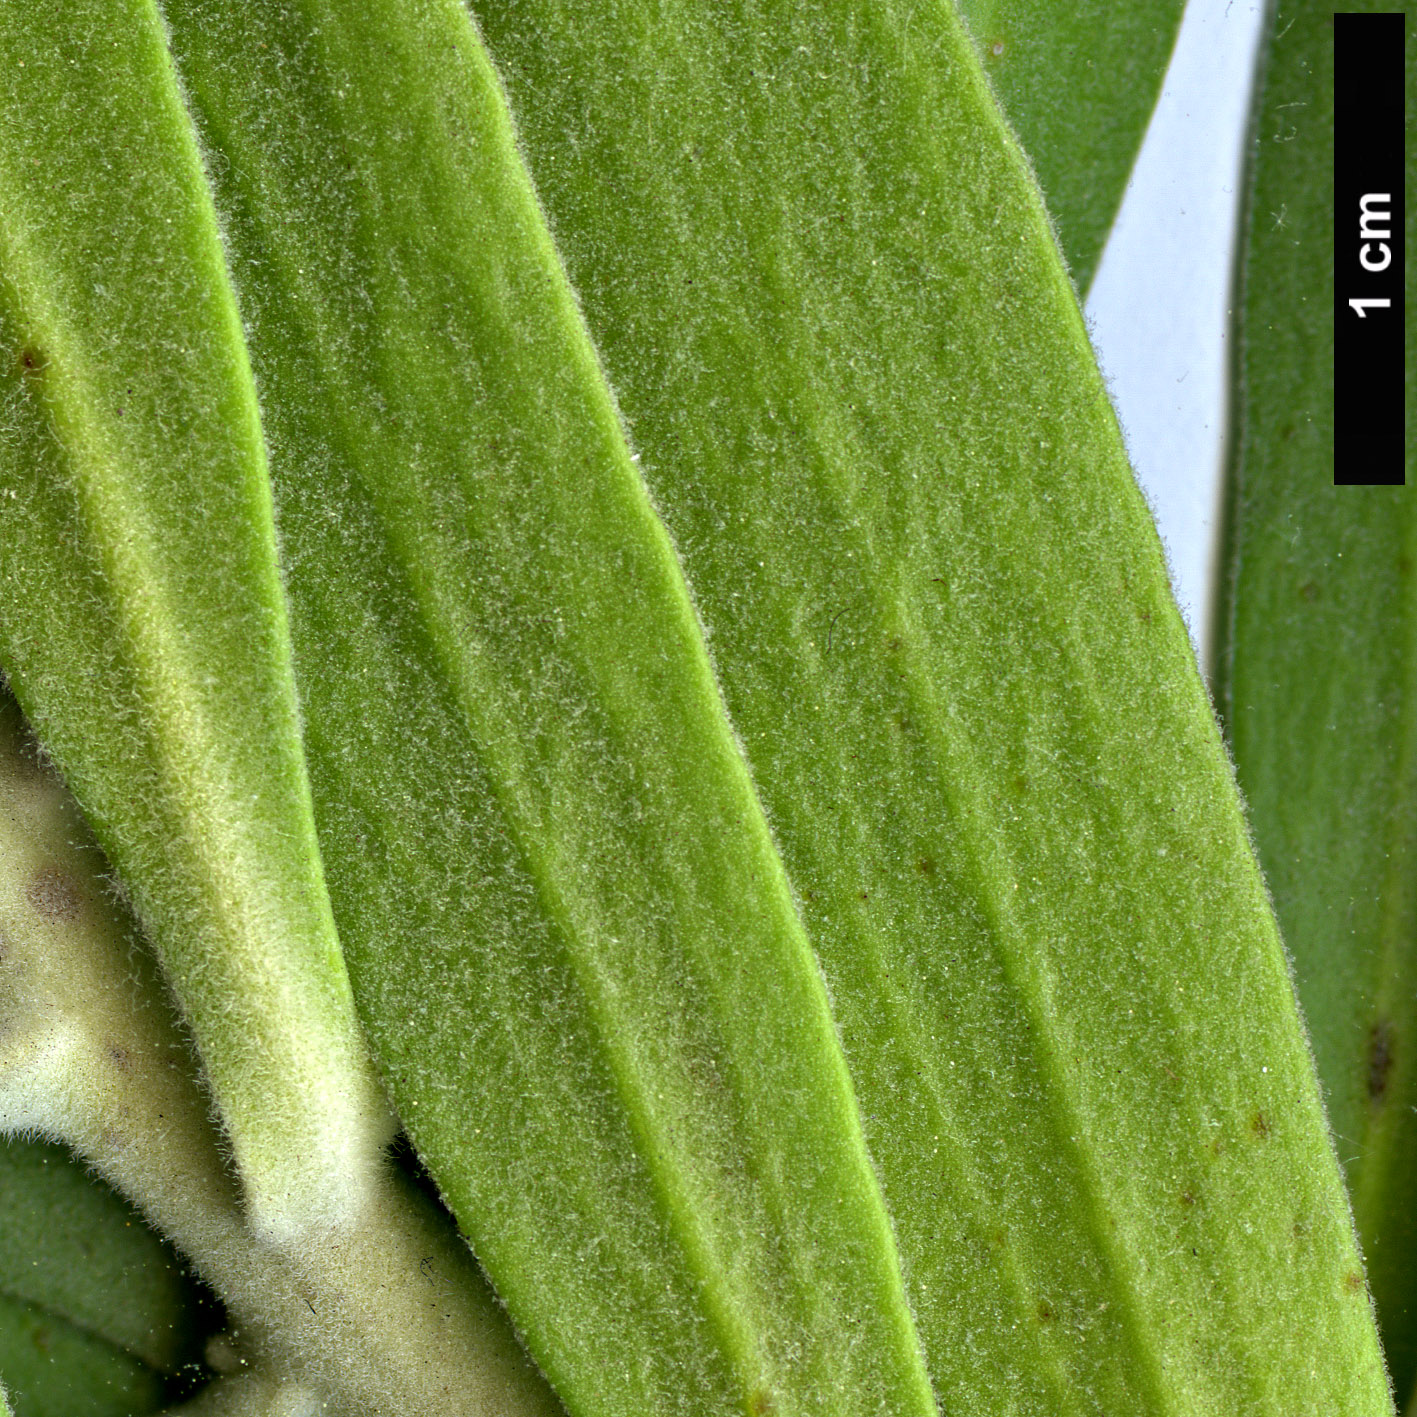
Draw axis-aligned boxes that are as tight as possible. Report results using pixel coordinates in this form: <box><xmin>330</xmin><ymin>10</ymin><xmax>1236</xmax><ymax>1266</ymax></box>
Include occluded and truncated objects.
<box><xmin>0</xmin><ymin>699</ymin><xmax>560</xmax><ymax>1417</ymax></box>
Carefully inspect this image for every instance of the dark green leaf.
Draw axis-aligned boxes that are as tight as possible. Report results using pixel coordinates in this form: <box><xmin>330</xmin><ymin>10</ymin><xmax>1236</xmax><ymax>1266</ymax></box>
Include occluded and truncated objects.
<box><xmin>0</xmin><ymin>1136</ymin><xmax>209</xmax><ymax>1373</ymax></box>
<box><xmin>956</xmin><ymin>0</ymin><xmax>1185</xmax><ymax>289</ymax></box>
<box><xmin>1216</xmin><ymin>0</ymin><xmax>1416</xmax><ymax>1400</ymax></box>
<box><xmin>0</xmin><ymin>1291</ymin><xmax>165</xmax><ymax>1417</ymax></box>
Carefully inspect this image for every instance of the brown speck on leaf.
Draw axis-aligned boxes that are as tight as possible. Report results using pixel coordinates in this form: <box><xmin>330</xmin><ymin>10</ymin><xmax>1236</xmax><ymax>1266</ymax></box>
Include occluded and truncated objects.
<box><xmin>108</xmin><ymin>1044</ymin><xmax>131</xmax><ymax>1071</ymax></box>
<box><xmin>1035</xmin><ymin>1300</ymin><xmax>1055</xmax><ymax>1324</ymax></box>
<box><xmin>1250</xmin><ymin>1110</ymin><xmax>1271</xmax><ymax>1139</ymax></box>
<box><xmin>27</xmin><ymin>867</ymin><xmax>81</xmax><ymax>922</ymax></box>
<box><xmin>1180</xmin><ymin>1190</ymin><xmax>1196</xmax><ymax>1207</ymax></box>
<box><xmin>1367</xmin><ymin>1019</ymin><xmax>1394</xmax><ymax>1102</ymax></box>
<box><xmin>17</xmin><ymin>345</ymin><xmax>44</xmax><ymax>374</ymax></box>
<box><xmin>748</xmin><ymin>1389</ymin><xmax>775</xmax><ymax>1416</ymax></box>
<box><xmin>916</xmin><ymin>857</ymin><xmax>936</xmax><ymax>876</ymax></box>
<box><xmin>1344</xmin><ymin>1272</ymin><xmax>1365</xmax><ymax>1296</ymax></box>
<box><xmin>31</xmin><ymin>1324</ymin><xmax>50</xmax><ymax>1354</ymax></box>
<box><xmin>1298</xmin><ymin>581</ymin><xmax>1319</xmax><ymax>602</ymax></box>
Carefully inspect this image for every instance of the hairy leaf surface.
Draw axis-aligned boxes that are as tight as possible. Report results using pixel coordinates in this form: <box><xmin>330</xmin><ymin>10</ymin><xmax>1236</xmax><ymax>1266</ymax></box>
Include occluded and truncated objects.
<box><xmin>465</xmin><ymin>1</ymin><xmax>1391</xmax><ymax>1411</ymax></box>
<box><xmin>1216</xmin><ymin>0</ymin><xmax>1416</xmax><ymax>1400</ymax></box>
<box><xmin>0</xmin><ymin>0</ymin><xmax>385</xmax><ymax>1231</ymax></box>
<box><xmin>0</xmin><ymin>686</ymin><xmax>561</xmax><ymax>1417</ymax></box>
<box><xmin>151</xmin><ymin>2</ymin><xmax>935</xmax><ymax>1415</ymax></box>
<box><xmin>956</xmin><ymin>0</ymin><xmax>1184</xmax><ymax>289</ymax></box>
<box><xmin>0</xmin><ymin>1</ymin><xmax>1394</xmax><ymax>1414</ymax></box>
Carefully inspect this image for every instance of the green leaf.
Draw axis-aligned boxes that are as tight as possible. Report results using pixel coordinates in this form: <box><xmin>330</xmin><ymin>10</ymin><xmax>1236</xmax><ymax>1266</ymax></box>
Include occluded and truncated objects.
<box><xmin>955</xmin><ymin>0</ymin><xmax>1185</xmax><ymax>290</ymax></box>
<box><xmin>0</xmin><ymin>1291</ymin><xmax>165</xmax><ymax>1417</ymax></box>
<box><xmin>0</xmin><ymin>2</ymin><xmax>1393</xmax><ymax>1415</ymax></box>
<box><xmin>1215</xmin><ymin>0</ymin><xmax>1417</xmax><ymax>1400</ymax></box>
<box><xmin>151</xmin><ymin>3</ymin><xmax>937</xmax><ymax>1414</ymax></box>
<box><xmin>463</xmin><ymin>1</ymin><xmax>1389</xmax><ymax>1411</ymax></box>
<box><xmin>0</xmin><ymin>0</ymin><xmax>386</xmax><ymax>1236</ymax></box>
<box><xmin>0</xmin><ymin>1136</ymin><xmax>209</xmax><ymax>1374</ymax></box>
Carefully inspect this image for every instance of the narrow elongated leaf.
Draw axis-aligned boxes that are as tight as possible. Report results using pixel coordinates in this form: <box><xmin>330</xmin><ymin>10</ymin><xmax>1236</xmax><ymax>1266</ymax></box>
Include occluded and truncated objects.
<box><xmin>0</xmin><ymin>1135</ymin><xmax>208</xmax><ymax>1373</ymax></box>
<box><xmin>1216</xmin><ymin>0</ymin><xmax>1417</xmax><ymax>1398</ymax></box>
<box><xmin>955</xmin><ymin>0</ymin><xmax>1184</xmax><ymax>289</ymax></box>
<box><xmin>462</xmin><ymin>1</ymin><xmax>1390</xmax><ymax>1411</ymax></box>
<box><xmin>0</xmin><ymin>0</ymin><xmax>385</xmax><ymax>1233</ymax></box>
<box><xmin>0</xmin><ymin>1291</ymin><xmax>165</xmax><ymax>1417</ymax></box>
<box><xmin>34</xmin><ymin>2</ymin><xmax>939</xmax><ymax>1415</ymax></box>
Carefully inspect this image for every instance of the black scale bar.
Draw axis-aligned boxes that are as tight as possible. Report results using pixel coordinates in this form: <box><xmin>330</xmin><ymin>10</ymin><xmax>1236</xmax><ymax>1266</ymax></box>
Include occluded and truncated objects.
<box><xmin>1334</xmin><ymin>11</ymin><xmax>1406</xmax><ymax>486</ymax></box>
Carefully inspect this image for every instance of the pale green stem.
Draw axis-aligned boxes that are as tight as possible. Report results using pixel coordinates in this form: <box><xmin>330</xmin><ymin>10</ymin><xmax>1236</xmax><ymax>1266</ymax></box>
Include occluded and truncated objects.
<box><xmin>160</xmin><ymin>1372</ymin><xmax>320</xmax><ymax>1416</ymax></box>
<box><xmin>0</xmin><ymin>708</ymin><xmax>560</xmax><ymax>1417</ymax></box>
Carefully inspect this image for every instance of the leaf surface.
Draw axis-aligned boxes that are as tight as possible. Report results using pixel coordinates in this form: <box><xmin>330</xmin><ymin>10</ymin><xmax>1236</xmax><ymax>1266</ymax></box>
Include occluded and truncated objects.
<box><xmin>0</xmin><ymin>1135</ymin><xmax>208</xmax><ymax>1373</ymax></box>
<box><xmin>0</xmin><ymin>0</ymin><xmax>385</xmax><ymax>1231</ymax></box>
<box><xmin>463</xmin><ymin>1</ymin><xmax>1392</xmax><ymax>1412</ymax></box>
<box><xmin>134</xmin><ymin>2</ymin><xmax>933</xmax><ymax>1414</ymax></box>
<box><xmin>955</xmin><ymin>0</ymin><xmax>1184</xmax><ymax>289</ymax></box>
<box><xmin>1215</xmin><ymin>0</ymin><xmax>1416</xmax><ymax>1399</ymax></box>
<box><xmin>0</xmin><ymin>1291</ymin><xmax>165</xmax><ymax>1417</ymax></box>
<box><xmin>0</xmin><ymin>1</ymin><xmax>1395</xmax><ymax>1414</ymax></box>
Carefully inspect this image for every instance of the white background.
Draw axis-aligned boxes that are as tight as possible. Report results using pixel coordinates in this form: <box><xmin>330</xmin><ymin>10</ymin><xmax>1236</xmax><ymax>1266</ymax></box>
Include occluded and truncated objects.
<box><xmin>1085</xmin><ymin>0</ymin><xmax>1270</xmax><ymax>672</ymax></box>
